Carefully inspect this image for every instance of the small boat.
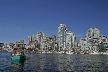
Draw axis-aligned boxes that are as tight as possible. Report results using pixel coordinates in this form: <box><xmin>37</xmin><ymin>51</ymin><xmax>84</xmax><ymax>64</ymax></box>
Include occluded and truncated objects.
<box><xmin>89</xmin><ymin>51</ymin><xmax>99</xmax><ymax>54</ymax></box>
<box><xmin>11</xmin><ymin>48</ymin><xmax>26</xmax><ymax>62</ymax></box>
<box><xmin>84</xmin><ymin>51</ymin><xmax>89</xmax><ymax>54</ymax></box>
<box><xmin>80</xmin><ymin>52</ymin><xmax>84</xmax><ymax>54</ymax></box>
<box><xmin>66</xmin><ymin>51</ymin><xmax>74</xmax><ymax>54</ymax></box>
<box><xmin>11</xmin><ymin>59</ymin><xmax>25</xmax><ymax>65</ymax></box>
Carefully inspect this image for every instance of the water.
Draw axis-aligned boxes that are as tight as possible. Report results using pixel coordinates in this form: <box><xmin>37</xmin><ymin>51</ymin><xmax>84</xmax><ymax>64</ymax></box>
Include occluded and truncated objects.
<box><xmin>0</xmin><ymin>52</ymin><xmax>108</xmax><ymax>72</ymax></box>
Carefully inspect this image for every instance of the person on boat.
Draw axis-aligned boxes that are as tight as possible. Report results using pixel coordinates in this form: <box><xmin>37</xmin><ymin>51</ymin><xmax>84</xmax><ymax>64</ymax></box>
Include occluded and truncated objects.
<box><xmin>14</xmin><ymin>51</ymin><xmax>17</xmax><ymax>56</ymax></box>
<box><xmin>16</xmin><ymin>52</ymin><xmax>21</xmax><ymax>56</ymax></box>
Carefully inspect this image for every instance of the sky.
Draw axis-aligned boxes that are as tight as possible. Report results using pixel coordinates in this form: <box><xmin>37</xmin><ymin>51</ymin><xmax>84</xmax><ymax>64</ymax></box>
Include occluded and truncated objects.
<box><xmin>0</xmin><ymin>0</ymin><xmax>108</xmax><ymax>43</ymax></box>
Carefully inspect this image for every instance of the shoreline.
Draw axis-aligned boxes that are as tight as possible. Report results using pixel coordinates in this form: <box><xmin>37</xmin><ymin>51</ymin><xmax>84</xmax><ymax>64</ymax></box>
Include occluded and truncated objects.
<box><xmin>24</xmin><ymin>51</ymin><xmax>108</xmax><ymax>55</ymax></box>
<box><xmin>1</xmin><ymin>51</ymin><xmax>108</xmax><ymax>55</ymax></box>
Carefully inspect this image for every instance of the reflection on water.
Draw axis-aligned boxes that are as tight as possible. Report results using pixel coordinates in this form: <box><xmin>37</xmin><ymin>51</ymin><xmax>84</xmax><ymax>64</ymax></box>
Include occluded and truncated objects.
<box><xmin>0</xmin><ymin>52</ymin><xmax>108</xmax><ymax>72</ymax></box>
<box><xmin>11</xmin><ymin>60</ymin><xmax>24</xmax><ymax>72</ymax></box>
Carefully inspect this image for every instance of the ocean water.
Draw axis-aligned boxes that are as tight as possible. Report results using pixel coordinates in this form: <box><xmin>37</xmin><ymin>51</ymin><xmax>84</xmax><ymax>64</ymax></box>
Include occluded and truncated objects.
<box><xmin>0</xmin><ymin>52</ymin><xmax>108</xmax><ymax>72</ymax></box>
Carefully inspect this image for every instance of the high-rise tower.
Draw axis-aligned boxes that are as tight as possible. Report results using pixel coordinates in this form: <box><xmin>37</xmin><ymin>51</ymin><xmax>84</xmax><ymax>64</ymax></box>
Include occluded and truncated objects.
<box><xmin>86</xmin><ymin>28</ymin><xmax>100</xmax><ymax>38</ymax></box>
<box><xmin>28</xmin><ymin>36</ymin><xmax>32</xmax><ymax>44</ymax></box>
<box><xmin>58</xmin><ymin>24</ymin><xmax>67</xmax><ymax>51</ymax></box>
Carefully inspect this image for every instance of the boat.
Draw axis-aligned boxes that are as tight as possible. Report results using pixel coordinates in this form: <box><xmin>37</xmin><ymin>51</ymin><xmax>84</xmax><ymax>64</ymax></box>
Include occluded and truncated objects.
<box><xmin>102</xmin><ymin>52</ymin><xmax>108</xmax><ymax>54</ymax></box>
<box><xmin>89</xmin><ymin>51</ymin><xmax>99</xmax><ymax>54</ymax></box>
<box><xmin>11</xmin><ymin>59</ymin><xmax>25</xmax><ymax>65</ymax></box>
<box><xmin>11</xmin><ymin>48</ymin><xmax>26</xmax><ymax>62</ymax></box>
<box><xmin>84</xmin><ymin>51</ymin><xmax>89</xmax><ymax>54</ymax></box>
<box><xmin>66</xmin><ymin>51</ymin><xmax>74</xmax><ymax>54</ymax></box>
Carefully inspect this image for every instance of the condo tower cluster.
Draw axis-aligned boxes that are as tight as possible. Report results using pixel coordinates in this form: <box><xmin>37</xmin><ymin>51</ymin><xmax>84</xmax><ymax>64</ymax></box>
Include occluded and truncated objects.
<box><xmin>0</xmin><ymin>24</ymin><xmax>108</xmax><ymax>54</ymax></box>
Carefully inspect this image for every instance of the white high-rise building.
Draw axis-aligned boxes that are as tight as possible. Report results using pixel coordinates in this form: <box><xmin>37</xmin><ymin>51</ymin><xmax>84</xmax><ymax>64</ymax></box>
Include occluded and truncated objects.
<box><xmin>86</xmin><ymin>28</ymin><xmax>100</xmax><ymax>39</ymax></box>
<box><xmin>58</xmin><ymin>24</ymin><xmax>67</xmax><ymax>50</ymax></box>
<box><xmin>80</xmin><ymin>28</ymin><xmax>101</xmax><ymax>52</ymax></box>
<box><xmin>35</xmin><ymin>32</ymin><xmax>44</xmax><ymax>43</ymax></box>
<box><xmin>28</xmin><ymin>36</ymin><xmax>32</xmax><ymax>44</ymax></box>
<box><xmin>66</xmin><ymin>31</ymin><xmax>73</xmax><ymax>50</ymax></box>
<box><xmin>66</xmin><ymin>31</ymin><xmax>78</xmax><ymax>50</ymax></box>
<box><xmin>35</xmin><ymin>32</ymin><xmax>45</xmax><ymax>50</ymax></box>
<box><xmin>58</xmin><ymin>24</ymin><xmax>78</xmax><ymax>51</ymax></box>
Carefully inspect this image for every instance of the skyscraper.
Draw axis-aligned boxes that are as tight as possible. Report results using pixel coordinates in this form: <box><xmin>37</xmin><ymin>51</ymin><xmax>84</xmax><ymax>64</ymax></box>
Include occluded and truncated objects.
<box><xmin>35</xmin><ymin>32</ymin><xmax>45</xmax><ymax>50</ymax></box>
<box><xmin>36</xmin><ymin>32</ymin><xmax>44</xmax><ymax>43</ymax></box>
<box><xmin>80</xmin><ymin>28</ymin><xmax>101</xmax><ymax>52</ymax></box>
<box><xmin>66</xmin><ymin>31</ymin><xmax>73</xmax><ymax>50</ymax></box>
<box><xmin>28</xmin><ymin>36</ymin><xmax>32</xmax><ymax>44</ymax></box>
<box><xmin>58</xmin><ymin>24</ymin><xmax>67</xmax><ymax>51</ymax></box>
<box><xmin>86</xmin><ymin>28</ymin><xmax>100</xmax><ymax>39</ymax></box>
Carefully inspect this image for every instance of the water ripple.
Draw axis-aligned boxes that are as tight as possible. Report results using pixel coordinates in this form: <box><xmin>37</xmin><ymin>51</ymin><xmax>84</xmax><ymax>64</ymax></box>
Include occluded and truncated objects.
<box><xmin>0</xmin><ymin>52</ymin><xmax>108</xmax><ymax>72</ymax></box>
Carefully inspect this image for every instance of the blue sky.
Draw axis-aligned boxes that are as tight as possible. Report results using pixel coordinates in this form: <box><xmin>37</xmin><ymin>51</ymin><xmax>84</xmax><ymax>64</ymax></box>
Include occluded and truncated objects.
<box><xmin>0</xmin><ymin>0</ymin><xmax>108</xmax><ymax>43</ymax></box>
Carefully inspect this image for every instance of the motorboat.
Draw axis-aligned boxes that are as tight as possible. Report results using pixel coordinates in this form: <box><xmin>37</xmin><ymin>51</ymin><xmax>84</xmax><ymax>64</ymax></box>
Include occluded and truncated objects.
<box><xmin>11</xmin><ymin>47</ymin><xmax>26</xmax><ymax>62</ymax></box>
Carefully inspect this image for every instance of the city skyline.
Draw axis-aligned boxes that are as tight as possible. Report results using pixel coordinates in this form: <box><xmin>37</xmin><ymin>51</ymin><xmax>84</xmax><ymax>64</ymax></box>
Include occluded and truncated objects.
<box><xmin>2</xmin><ymin>24</ymin><xmax>108</xmax><ymax>53</ymax></box>
<box><xmin>0</xmin><ymin>0</ymin><xmax>108</xmax><ymax>43</ymax></box>
<box><xmin>0</xmin><ymin>23</ymin><xmax>107</xmax><ymax>43</ymax></box>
